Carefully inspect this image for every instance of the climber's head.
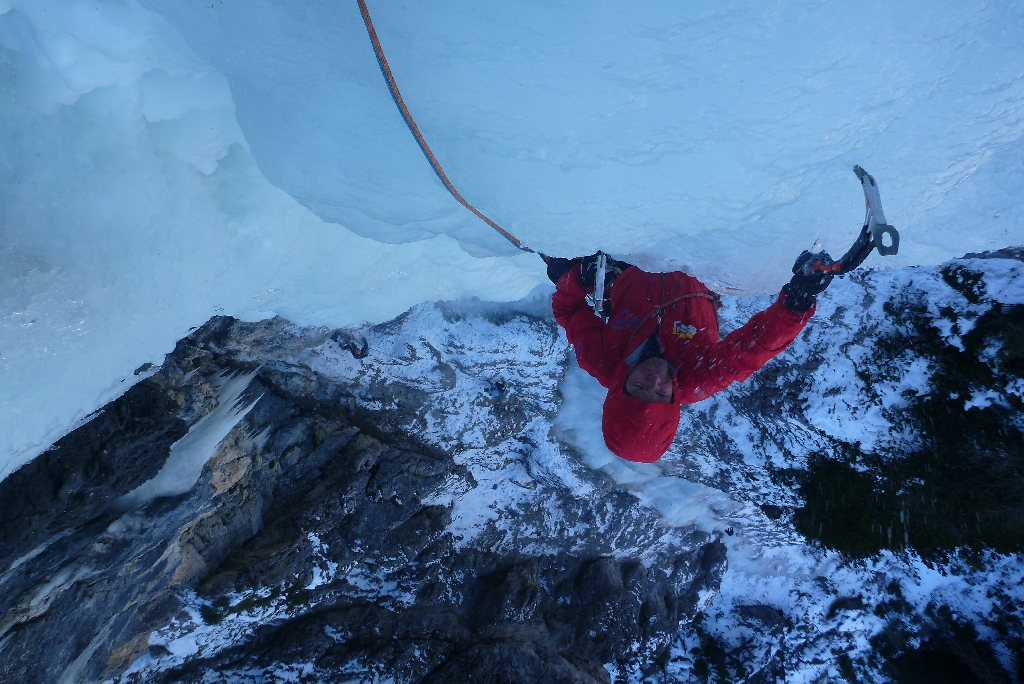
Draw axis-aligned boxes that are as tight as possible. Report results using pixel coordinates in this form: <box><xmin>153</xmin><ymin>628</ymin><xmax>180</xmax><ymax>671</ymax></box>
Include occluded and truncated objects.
<box><xmin>624</xmin><ymin>356</ymin><xmax>674</xmax><ymax>404</ymax></box>
<box><xmin>601</xmin><ymin>359</ymin><xmax>680</xmax><ymax>464</ymax></box>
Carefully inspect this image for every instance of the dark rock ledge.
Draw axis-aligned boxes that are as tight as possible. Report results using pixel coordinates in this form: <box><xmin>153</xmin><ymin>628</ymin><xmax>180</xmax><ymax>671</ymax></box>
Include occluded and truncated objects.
<box><xmin>0</xmin><ymin>312</ymin><xmax>725</xmax><ymax>684</ymax></box>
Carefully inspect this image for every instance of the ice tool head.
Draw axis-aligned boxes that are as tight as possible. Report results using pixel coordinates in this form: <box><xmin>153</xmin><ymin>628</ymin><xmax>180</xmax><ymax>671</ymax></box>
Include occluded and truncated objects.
<box><xmin>854</xmin><ymin>165</ymin><xmax>900</xmax><ymax>257</ymax></box>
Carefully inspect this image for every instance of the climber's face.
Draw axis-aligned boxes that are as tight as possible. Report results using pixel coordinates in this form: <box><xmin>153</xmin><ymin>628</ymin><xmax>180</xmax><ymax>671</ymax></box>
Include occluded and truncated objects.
<box><xmin>625</xmin><ymin>357</ymin><xmax>674</xmax><ymax>404</ymax></box>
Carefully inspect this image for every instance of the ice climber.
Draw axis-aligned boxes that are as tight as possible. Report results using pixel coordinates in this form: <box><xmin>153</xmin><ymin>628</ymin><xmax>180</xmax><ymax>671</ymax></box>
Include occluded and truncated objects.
<box><xmin>546</xmin><ymin>252</ymin><xmax>832</xmax><ymax>464</ymax></box>
<box><xmin>354</xmin><ymin>4</ymin><xmax>901</xmax><ymax>465</ymax></box>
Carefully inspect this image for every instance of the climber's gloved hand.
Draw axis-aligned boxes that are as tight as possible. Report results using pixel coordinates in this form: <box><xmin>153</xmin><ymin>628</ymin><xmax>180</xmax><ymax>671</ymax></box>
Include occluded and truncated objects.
<box><xmin>545</xmin><ymin>256</ymin><xmax>578</xmax><ymax>285</ymax></box>
<box><xmin>783</xmin><ymin>249</ymin><xmax>835</xmax><ymax>312</ymax></box>
<box><xmin>580</xmin><ymin>252</ymin><xmax>632</xmax><ymax>291</ymax></box>
<box><xmin>547</xmin><ymin>251</ymin><xmax>632</xmax><ymax>290</ymax></box>
<box><xmin>578</xmin><ymin>253</ymin><xmax>602</xmax><ymax>290</ymax></box>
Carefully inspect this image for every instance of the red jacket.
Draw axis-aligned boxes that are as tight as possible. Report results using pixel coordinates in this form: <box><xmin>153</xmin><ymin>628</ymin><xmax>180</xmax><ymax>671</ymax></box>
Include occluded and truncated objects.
<box><xmin>552</xmin><ymin>264</ymin><xmax>813</xmax><ymax>463</ymax></box>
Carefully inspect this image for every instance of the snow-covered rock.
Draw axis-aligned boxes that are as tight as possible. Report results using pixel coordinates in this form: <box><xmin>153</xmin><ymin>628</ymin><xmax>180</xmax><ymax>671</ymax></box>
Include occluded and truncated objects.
<box><xmin>0</xmin><ymin>304</ymin><xmax>725</xmax><ymax>684</ymax></box>
<box><xmin>1</xmin><ymin>252</ymin><xmax>1021</xmax><ymax>682</ymax></box>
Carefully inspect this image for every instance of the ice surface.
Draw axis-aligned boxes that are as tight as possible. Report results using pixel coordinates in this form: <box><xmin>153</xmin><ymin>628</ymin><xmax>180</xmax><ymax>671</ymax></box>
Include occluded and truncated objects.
<box><xmin>0</xmin><ymin>1</ymin><xmax>539</xmax><ymax>477</ymax></box>
<box><xmin>3</xmin><ymin>0</ymin><xmax>1024</xmax><ymax>481</ymax></box>
<box><xmin>142</xmin><ymin>0</ymin><xmax>1024</xmax><ymax>275</ymax></box>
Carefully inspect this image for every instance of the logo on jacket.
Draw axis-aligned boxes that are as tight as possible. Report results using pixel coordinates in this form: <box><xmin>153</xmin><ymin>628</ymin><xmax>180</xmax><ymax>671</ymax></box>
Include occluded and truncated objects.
<box><xmin>610</xmin><ymin>308</ymin><xmax>642</xmax><ymax>331</ymax></box>
<box><xmin>672</xmin><ymin>321</ymin><xmax>697</xmax><ymax>340</ymax></box>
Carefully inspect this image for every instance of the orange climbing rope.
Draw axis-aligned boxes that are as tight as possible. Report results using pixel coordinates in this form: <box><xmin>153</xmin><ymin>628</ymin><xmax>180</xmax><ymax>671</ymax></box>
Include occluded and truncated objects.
<box><xmin>357</xmin><ymin>0</ymin><xmax>543</xmax><ymax>258</ymax></box>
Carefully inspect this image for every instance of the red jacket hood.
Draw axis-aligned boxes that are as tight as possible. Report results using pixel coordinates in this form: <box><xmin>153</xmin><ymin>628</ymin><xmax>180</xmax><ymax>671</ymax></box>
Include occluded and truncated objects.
<box><xmin>601</xmin><ymin>360</ymin><xmax>681</xmax><ymax>463</ymax></box>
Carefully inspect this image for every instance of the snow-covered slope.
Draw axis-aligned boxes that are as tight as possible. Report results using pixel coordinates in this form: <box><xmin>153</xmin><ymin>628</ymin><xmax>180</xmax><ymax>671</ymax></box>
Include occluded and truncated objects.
<box><xmin>2</xmin><ymin>253</ymin><xmax>1019</xmax><ymax>683</ymax></box>
<box><xmin>2</xmin><ymin>1</ymin><xmax>1024</xmax><ymax>490</ymax></box>
<box><xmin>556</xmin><ymin>252</ymin><xmax>1024</xmax><ymax>680</ymax></box>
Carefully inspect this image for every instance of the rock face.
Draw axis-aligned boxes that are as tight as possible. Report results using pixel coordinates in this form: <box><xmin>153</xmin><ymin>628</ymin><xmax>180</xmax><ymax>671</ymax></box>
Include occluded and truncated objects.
<box><xmin>0</xmin><ymin>306</ymin><xmax>726</xmax><ymax>683</ymax></box>
<box><xmin>6</xmin><ymin>253</ymin><xmax>1020</xmax><ymax>683</ymax></box>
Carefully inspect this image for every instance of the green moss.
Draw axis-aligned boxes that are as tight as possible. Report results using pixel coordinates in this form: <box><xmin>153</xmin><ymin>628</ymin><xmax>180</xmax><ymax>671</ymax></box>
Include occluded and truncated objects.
<box><xmin>232</xmin><ymin>587</ymin><xmax>280</xmax><ymax>614</ymax></box>
<box><xmin>285</xmin><ymin>581</ymin><xmax>310</xmax><ymax>610</ymax></box>
<box><xmin>199</xmin><ymin>596</ymin><xmax>231</xmax><ymax>624</ymax></box>
<box><xmin>200</xmin><ymin>586</ymin><xmax>293</xmax><ymax>625</ymax></box>
<box><xmin>200</xmin><ymin>604</ymin><xmax>225</xmax><ymax>625</ymax></box>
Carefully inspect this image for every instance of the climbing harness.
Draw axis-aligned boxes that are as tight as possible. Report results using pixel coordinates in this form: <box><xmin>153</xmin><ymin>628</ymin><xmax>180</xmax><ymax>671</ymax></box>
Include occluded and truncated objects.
<box><xmin>357</xmin><ymin>0</ymin><xmax>544</xmax><ymax>260</ymax></box>
<box><xmin>624</xmin><ymin>292</ymin><xmax>722</xmax><ymax>351</ymax></box>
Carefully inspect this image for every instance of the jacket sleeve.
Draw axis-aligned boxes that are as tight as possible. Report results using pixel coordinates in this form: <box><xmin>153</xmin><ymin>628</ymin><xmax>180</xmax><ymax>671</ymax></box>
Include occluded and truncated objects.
<box><xmin>676</xmin><ymin>289</ymin><xmax>814</xmax><ymax>404</ymax></box>
<box><xmin>551</xmin><ymin>264</ymin><xmax>619</xmax><ymax>388</ymax></box>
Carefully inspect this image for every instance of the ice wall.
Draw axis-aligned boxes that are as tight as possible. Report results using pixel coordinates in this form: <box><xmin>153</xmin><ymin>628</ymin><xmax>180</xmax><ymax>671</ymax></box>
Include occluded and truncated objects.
<box><xmin>2</xmin><ymin>0</ymin><xmax>1024</xmax><ymax>478</ymax></box>
<box><xmin>0</xmin><ymin>1</ymin><xmax>539</xmax><ymax>478</ymax></box>
<box><xmin>145</xmin><ymin>0</ymin><xmax>1024</xmax><ymax>284</ymax></box>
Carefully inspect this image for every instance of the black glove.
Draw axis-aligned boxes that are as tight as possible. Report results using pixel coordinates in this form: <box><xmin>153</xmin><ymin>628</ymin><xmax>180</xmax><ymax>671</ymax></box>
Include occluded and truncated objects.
<box><xmin>784</xmin><ymin>250</ymin><xmax>834</xmax><ymax>312</ymax></box>
<box><xmin>578</xmin><ymin>252</ymin><xmax>632</xmax><ymax>291</ymax></box>
<box><xmin>579</xmin><ymin>253</ymin><xmax>601</xmax><ymax>290</ymax></box>
<box><xmin>546</xmin><ymin>252</ymin><xmax>631</xmax><ymax>290</ymax></box>
<box><xmin>545</xmin><ymin>256</ymin><xmax>578</xmax><ymax>285</ymax></box>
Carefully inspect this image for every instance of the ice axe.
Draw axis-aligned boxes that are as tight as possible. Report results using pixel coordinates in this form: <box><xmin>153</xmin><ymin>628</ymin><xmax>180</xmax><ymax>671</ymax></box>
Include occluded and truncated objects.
<box><xmin>591</xmin><ymin>253</ymin><xmax>608</xmax><ymax>319</ymax></box>
<box><xmin>798</xmin><ymin>165</ymin><xmax>900</xmax><ymax>278</ymax></box>
<box><xmin>539</xmin><ymin>251</ymin><xmax>624</xmax><ymax>321</ymax></box>
<box><xmin>854</xmin><ymin>165</ymin><xmax>899</xmax><ymax>257</ymax></box>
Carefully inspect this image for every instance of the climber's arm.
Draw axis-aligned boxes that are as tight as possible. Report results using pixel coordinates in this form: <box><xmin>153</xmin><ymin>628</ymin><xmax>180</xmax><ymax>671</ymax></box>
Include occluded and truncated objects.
<box><xmin>676</xmin><ymin>289</ymin><xmax>813</xmax><ymax>404</ymax></box>
<box><xmin>551</xmin><ymin>264</ymin><xmax>619</xmax><ymax>388</ymax></box>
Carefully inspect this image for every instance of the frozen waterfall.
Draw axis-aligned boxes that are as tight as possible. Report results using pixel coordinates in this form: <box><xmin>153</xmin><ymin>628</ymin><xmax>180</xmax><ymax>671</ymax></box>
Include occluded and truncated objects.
<box><xmin>2</xmin><ymin>0</ymin><xmax>1024</xmax><ymax>477</ymax></box>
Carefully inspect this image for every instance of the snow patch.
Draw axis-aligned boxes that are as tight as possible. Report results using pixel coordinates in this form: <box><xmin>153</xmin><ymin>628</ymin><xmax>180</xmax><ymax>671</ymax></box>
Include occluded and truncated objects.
<box><xmin>964</xmin><ymin>389</ymin><xmax>1006</xmax><ymax>411</ymax></box>
<box><xmin>555</xmin><ymin>356</ymin><xmax>740</xmax><ymax>535</ymax></box>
